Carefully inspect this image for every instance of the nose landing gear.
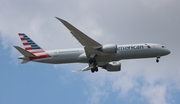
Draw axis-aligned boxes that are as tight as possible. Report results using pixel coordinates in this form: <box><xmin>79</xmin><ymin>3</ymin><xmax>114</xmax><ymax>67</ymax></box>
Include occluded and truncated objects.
<box><xmin>156</xmin><ymin>56</ymin><xmax>160</xmax><ymax>63</ymax></box>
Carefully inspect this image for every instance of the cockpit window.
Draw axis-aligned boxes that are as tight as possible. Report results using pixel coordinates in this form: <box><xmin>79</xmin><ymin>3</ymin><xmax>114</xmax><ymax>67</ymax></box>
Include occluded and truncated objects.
<box><xmin>162</xmin><ymin>46</ymin><xmax>165</xmax><ymax>48</ymax></box>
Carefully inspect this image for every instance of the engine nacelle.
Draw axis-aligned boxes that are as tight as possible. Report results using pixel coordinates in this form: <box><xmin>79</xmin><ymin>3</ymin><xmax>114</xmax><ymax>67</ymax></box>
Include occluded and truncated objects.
<box><xmin>101</xmin><ymin>44</ymin><xmax>117</xmax><ymax>54</ymax></box>
<box><xmin>104</xmin><ymin>62</ymin><xmax>121</xmax><ymax>72</ymax></box>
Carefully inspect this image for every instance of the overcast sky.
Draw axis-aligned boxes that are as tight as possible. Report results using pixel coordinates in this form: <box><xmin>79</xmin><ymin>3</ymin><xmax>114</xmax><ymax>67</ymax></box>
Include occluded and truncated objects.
<box><xmin>0</xmin><ymin>0</ymin><xmax>180</xmax><ymax>104</ymax></box>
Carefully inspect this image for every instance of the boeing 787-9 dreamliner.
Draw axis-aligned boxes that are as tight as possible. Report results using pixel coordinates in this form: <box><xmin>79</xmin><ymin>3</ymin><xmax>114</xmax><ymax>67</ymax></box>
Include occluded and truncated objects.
<box><xmin>14</xmin><ymin>17</ymin><xmax>170</xmax><ymax>73</ymax></box>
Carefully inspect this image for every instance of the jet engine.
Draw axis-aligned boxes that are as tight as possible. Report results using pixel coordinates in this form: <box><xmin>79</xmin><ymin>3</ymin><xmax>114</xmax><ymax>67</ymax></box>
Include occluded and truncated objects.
<box><xmin>100</xmin><ymin>44</ymin><xmax>117</xmax><ymax>54</ymax></box>
<box><xmin>104</xmin><ymin>62</ymin><xmax>121</xmax><ymax>72</ymax></box>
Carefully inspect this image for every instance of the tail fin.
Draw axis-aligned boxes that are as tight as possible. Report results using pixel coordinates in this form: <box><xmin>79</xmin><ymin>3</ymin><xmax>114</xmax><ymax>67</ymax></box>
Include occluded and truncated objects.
<box><xmin>18</xmin><ymin>33</ymin><xmax>46</xmax><ymax>56</ymax></box>
<box><xmin>15</xmin><ymin>33</ymin><xmax>51</xmax><ymax>63</ymax></box>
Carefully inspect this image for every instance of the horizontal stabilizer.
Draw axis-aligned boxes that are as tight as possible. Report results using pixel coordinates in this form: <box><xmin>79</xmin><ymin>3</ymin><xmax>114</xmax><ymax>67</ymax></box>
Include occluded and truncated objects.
<box><xmin>21</xmin><ymin>60</ymin><xmax>30</xmax><ymax>64</ymax></box>
<box><xmin>14</xmin><ymin>46</ymin><xmax>35</xmax><ymax>57</ymax></box>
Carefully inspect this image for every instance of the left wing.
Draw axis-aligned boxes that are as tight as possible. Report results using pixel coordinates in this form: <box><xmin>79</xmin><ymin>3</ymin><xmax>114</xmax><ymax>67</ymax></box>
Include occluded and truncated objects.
<box><xmin>75</xmin><ymin>62</ymin><xmax>108</xmax><ymax>72</ymax></box>
<box><xmin>77</xmin><ymin>66</ymin><xmax>93</xmax><ymax>72</ymax></box>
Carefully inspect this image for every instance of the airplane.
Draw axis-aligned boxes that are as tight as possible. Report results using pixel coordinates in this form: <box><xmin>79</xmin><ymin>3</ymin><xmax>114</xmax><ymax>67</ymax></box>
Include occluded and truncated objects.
<box><xmin>14</xmin><ymin>17</ymin><xmax>170</xmax><ymax>73</ymax></box>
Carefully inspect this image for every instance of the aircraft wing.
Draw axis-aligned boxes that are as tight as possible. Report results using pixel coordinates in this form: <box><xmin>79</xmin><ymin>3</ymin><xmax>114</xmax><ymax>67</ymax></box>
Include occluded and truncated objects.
<box><xmin>56</xmin><ymin>17</ymin><xmax>102</xmax><ymax>48</ymax></box>
<box><xmin>78</xmin><ymin>66</ymin><xmax>93</xmax><ymax>72</ymax></box>
<box><xmin>56</xmin><ymin>17</ymin><xmax>105</xmax><ymax>57</ymax></box>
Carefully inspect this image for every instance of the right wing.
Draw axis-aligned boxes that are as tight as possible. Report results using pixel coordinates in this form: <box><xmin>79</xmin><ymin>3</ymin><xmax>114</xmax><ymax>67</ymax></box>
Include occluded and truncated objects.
<box><xmin>56</xmin><ymin>17</ymin><xmax>107</xmax><ymax>58</ymax></box>
<box><xmin>55</xmin><ymin>17</ymin><xmax>102</xmax><ymax>48</ymax></box>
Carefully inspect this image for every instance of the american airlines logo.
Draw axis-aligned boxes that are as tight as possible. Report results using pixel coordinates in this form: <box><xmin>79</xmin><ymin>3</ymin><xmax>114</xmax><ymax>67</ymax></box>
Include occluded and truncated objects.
<box><xmin>145</xmin><ymin>43</ymin><xmax>151</xmax><ymax>48</ymax></box>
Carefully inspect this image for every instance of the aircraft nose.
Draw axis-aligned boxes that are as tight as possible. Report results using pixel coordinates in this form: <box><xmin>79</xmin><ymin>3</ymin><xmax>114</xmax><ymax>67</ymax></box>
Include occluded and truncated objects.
<box><xmin>167</xmin><ymin>49</ymin><xmax>170</xmax><ymax>54</ymax></box>
<box><xmin>165</xmin><ymin>49</ymin><xmax>171</xmax><ymax>55</ymax></box>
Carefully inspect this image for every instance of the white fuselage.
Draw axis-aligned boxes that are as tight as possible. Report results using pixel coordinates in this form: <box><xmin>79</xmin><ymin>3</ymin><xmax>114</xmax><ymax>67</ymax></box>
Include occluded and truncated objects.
<box><xmin>32</xmin><ymin>43</ymin><xmax>170</xmax><ymax>64</ymax></box>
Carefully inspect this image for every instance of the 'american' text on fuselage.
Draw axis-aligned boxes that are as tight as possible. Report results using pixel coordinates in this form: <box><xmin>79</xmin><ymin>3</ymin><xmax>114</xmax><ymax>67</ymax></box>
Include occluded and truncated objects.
<box><xmin>118</xmin><ymin>45</ymin><xmax>144</xmax><ymax>50</ymax></box>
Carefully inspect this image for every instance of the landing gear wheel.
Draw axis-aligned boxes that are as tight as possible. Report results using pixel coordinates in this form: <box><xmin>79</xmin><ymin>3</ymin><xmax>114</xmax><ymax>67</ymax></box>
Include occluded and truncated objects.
<box><xmin>156</xmin><ymin>59</ymin><xmax>159</xmax><ymax>63</ymax></box>
<box><xmin>156</xmin><ymin>57</ymin><xmax>160</xmax><ymax>63</ymax></box>
<box><xmin>91</xmin><ymin>67</ymin><xmax>98</xmax><ymax>73</ymax></box>
<box><xmin>95</xmin><ymin>67</ymin><xmax>98</xmax><ymax>72</ymax></box>
<box><xmin>91</xmin><ymin>69</ymin><xmax>95</xmax><ymax>73</ymax></box>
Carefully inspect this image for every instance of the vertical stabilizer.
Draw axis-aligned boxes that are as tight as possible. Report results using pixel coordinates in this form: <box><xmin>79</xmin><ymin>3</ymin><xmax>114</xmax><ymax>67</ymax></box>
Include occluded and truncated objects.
<box><xmin>18</xmin><ymin>33</ymin><xmax>47</xmax><ymax>56</ymax></box>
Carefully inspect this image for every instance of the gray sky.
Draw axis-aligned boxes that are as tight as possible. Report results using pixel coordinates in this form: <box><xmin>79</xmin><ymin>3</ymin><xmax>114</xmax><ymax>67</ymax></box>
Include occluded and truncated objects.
<box><xmin>0</xmin><ymin>0</ymin><xmax>180</xmax><ymax>104</ymax></box>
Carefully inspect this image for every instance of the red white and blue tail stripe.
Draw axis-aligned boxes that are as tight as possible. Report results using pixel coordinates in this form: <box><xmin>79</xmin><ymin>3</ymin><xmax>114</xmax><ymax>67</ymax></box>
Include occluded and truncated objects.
<box><xmin>18</xmin><ymin>33</ymin><xmax>50</xmax><ymax>59</ymax></box>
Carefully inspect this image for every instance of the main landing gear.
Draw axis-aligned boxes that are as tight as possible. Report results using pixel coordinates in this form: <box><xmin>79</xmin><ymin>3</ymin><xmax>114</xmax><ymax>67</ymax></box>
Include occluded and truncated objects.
<box><xmin>156</xmin><ymin>56</ymin><xmax>160</xmax><ymax>63</ymax></box>
<box><xmin>89</xmin><ymin>56</ymin><xmax>98</xmax><ymax>73</ymax></box>
<box><xmin>91</xmin><ymin>67</ymin><xmax>98</xmax><ymax>73</ymax></box>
